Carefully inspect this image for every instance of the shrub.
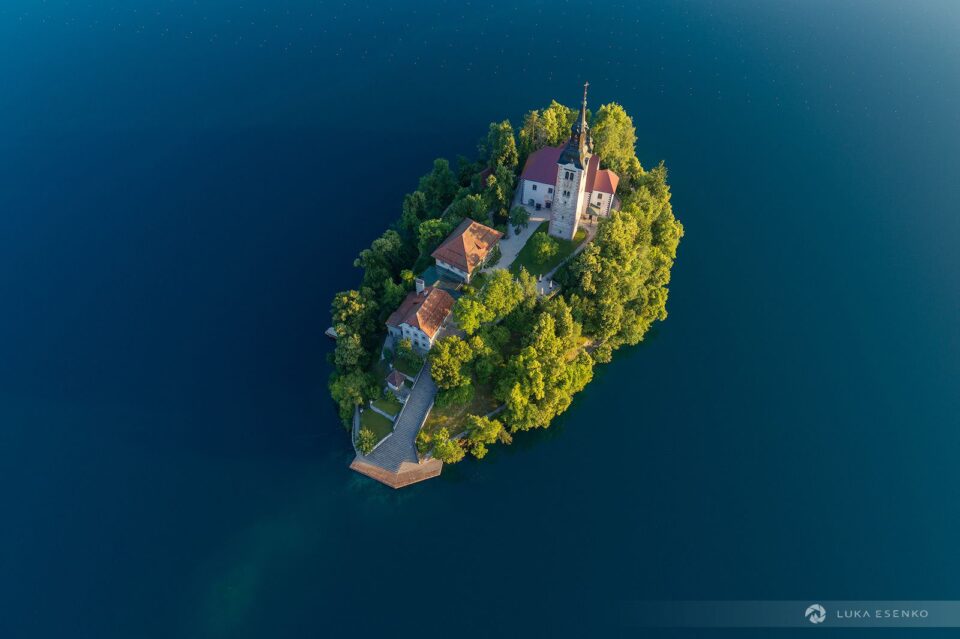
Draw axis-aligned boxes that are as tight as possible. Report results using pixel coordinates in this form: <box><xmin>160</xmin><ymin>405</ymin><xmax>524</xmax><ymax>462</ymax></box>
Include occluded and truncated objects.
<box><xmin>356</xmin><ymin>427</ymin><xmax>377</xmax><ymax>454</ymax></box>
<box><xmin>415</xmin><ymin>429</ymin><xmax>432</xmax><ymax>454</ymax></box>
<box><xmin>432</xmin><ymin>428</ymin><xmax>465</xmax><ymax>464</ymax></box>
<box><xmin>435</xmin><ymin>383</ymin><xmax>475</xmax><ymax>408</ymax></box>
<box><xmin>395</xmin><ymin>338</ymin><xmax>424</xmax><ymax>371</ymax></box>
<box><xmin>509</xmin><ymin>205</ymin><xmax>530</xmax><ymax>233</ymax></box>
<box><xmin>531</xmin><ymin>232</ymin><xmax>559</xmax><ymax>265</ymax></box>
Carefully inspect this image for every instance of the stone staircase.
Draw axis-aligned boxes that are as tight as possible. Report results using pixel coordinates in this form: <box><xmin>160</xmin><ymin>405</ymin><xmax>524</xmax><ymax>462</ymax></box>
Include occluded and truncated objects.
<box><xmin>357</xmin><ymin>362</ymin><xmax>437</xmax><ymax>473</ymax></box>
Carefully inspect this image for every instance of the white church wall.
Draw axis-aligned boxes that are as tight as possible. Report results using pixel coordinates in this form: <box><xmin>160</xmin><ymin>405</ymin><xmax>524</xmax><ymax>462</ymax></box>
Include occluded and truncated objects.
<box><xmin>592</xmin><ymin>190</ymin><xmax>613</xmax><ymax>217</ymax></box>
<box><xmin>521</xmin><ymin>179</ymin><xmax>554</xmax><ymax>209</ymax></box>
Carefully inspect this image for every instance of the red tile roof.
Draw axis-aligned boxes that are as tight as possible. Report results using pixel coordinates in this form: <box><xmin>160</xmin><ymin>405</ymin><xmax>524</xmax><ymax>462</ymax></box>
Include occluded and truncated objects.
<box><xmin>385</xmin><ymin>287</ymin><xmax>455</xmax><ymax>339</ymax></box>
<box><xmin>523</xmin><ymin>144</ymin><xmax>619</xmax><ymax>195</ymax></box>
<box><xmin>520</xmin><ymin>144</ymin><xmax>564</xmax><ymax>185</ymax></box>
<box><xmin>386</xmin><ymin>369</ymin><xmax>406</xmax><ymax>388</ymax></box>
<box><xmin>431</xmin><ymin>218</ymin><xmax>503</xmax><ymax>275</ymax></box>
<box><xmin>593</xmin><ymin>168</ymin><xmax>619</xmax><ymax>194</ymax></box>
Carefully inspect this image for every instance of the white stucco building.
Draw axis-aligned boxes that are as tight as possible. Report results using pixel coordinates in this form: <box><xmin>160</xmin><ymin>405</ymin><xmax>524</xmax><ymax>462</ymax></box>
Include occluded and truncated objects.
<box><xmin>519</xmin><ymin>83</ymin><xmax>620</xmax><ymax>240</ymax></box>
<box><xmin>385</xmin><ymin>281</ymin><xmax>455</xmax><ymax>352</ymax></box>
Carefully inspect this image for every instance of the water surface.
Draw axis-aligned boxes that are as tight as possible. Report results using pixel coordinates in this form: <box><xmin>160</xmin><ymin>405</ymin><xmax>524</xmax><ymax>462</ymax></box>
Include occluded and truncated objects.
<box><xmin>1</xmin><ymin>1</ymin><xmax>959</xmax><ymax>637</ymax></box>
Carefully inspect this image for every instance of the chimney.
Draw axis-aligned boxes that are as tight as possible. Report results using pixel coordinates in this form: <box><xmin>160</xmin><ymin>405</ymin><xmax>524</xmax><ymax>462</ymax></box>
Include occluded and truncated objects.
<box><xmin>415</xmin><ymin>278</ymin><xmax>425</xmax><ymax>294</ymax></box>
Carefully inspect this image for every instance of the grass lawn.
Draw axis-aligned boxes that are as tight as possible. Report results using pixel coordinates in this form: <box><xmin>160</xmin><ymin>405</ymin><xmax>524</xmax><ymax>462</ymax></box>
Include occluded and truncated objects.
<box><xmin>509</xmin><ymin>222</ymin><xmax>588</xmax><ymax>277</ymax></box>
<box><xmin>371</xmin><ymin>394</ymin><xmax>402</xmax><ymax>418</ymax></box>
<box><xmin>422</xmin><ymin>383</ymin><xmax>500</xmax><ymax>438</ymax></box>
<box><xmin>360</xmin><ymin>409</ymin><xmax>394</xmax><ymax>443</ymax></box>
<box><xmin>392</xmin><ymin>357</ymin><xmax>422</xmax><ymax>378</ymax></box>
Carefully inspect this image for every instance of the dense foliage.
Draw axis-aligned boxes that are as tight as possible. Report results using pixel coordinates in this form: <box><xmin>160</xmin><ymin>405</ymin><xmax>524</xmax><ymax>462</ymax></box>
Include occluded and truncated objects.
<box><xmin>355</xmin><ymin>427</ymin><xmax>376</xmax><ymax>455</ymax></box>
<box><xmin>327</xmin><ymin>120</ymin><xmax>520</xmax><ymax>427</ymax></box>
<box><xmin>328</xmin><ymin>98</ymin><xmax>682</xmax><ymax>466</ymax></box>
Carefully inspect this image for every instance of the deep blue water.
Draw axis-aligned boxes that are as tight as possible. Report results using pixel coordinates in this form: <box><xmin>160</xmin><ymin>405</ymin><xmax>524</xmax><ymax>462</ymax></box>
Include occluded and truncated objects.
<box><xmin>2</xmin><ymin>1</ymin><xmax>959</xmax><ymax>637</ymax></box>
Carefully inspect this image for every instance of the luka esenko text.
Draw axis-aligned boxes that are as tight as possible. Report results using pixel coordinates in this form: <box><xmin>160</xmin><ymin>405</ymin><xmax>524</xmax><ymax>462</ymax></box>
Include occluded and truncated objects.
<box><xmin>328</xmin><ymin>84</ymin><xmax>683</xmax><ymax>486</ymax></box>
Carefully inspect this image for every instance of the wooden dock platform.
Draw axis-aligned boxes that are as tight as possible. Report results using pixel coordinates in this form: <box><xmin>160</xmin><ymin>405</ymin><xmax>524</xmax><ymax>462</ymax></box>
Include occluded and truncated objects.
<box><xmin>349</xmin><ymin>457</ymin><xmax>443</xmax><ymax>488</ymax></box>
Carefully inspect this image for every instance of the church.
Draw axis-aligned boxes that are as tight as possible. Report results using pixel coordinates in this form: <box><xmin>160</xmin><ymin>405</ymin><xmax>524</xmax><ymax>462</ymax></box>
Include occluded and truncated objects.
<box><xmin>519</xmin><ymin>83</ymin><xmax>620</xmax><ymax>241</ymax></box>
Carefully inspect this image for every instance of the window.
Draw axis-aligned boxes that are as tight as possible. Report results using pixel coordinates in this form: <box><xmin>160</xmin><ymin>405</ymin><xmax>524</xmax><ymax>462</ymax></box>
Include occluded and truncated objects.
<box><xmin>563</xmin><ymin>190</ymin><xmax>570</xmax><ymax>197</ymax></box>
<box><xmin>597</xmin><ymin>193</ymin><xmax>602</xmax><ymax>200</ymax></box>
<box><xmin>531</xmin><ymin>184</ymin><xmax>537</xmax><ymax>191</ymax></box>
<box><xmin>548</xmin><ymin>187</ymin><xmax>553</xmax><ymax>194</ymax></box>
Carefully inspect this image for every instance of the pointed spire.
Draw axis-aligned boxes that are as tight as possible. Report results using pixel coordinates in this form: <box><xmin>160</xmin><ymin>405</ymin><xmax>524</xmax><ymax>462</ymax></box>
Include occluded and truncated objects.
<box><xmin>580</xmin><ymin>81</ymin><xmax>589</xmax><ymax>129</ymax></box>
<box><xmin>559</xmin><ymin>82</ymin><xmax>593</xmax><ymax>169</ymax></box>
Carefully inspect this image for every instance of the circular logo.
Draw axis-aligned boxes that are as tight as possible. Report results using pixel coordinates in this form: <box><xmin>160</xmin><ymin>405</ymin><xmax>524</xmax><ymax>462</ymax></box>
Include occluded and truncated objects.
<box><xmin>805</xmin><ymin>603</ymin><xmax>827</xmax><ymax>624</ymax></box>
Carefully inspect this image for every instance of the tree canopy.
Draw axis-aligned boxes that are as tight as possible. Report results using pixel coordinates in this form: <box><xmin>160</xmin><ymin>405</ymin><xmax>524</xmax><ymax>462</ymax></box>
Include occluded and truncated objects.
<box><xmin>329</xmin><ymin>98</ymin><xmax>682</xmax><ymax>460</ymax></box>
<box><xmin>432</xmin><ymin>428</ymin><xmax>465</xmax><ymax>463</ymax></box>
<box><xmin>591</xmin><ymin>103</ymin><xmax>638</xmax><ymax>177</ymax></box>
<box><xmin>483</xmin><ymin>120</ymin><xmax>519</xmax><ymax>174</ymax></box>
<box><xmin>418</xmin><ymin>158</ymin><xmax>459</xmax><ymax>217</ymax></box>
<box><xmin>429</xmin><ymin>335</ymin><xmax>474</xmax><ymax>390</ymax></box>
<box><xmin>531</xmin><ymin>232</ymin><xmax>559</xmax><ymax>264</ymax></box>
<box><xmin>509</xmin><ymin>205</ymin><xmax>530</xmax><ymax>233</ymax></box>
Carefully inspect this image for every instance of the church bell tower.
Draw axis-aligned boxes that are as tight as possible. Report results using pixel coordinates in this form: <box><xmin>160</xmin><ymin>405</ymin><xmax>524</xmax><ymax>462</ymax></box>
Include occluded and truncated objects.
<box><xmin>548</xmin><ymin>82</ymin><xmax>592</xmax><ymax>241</ymax></box>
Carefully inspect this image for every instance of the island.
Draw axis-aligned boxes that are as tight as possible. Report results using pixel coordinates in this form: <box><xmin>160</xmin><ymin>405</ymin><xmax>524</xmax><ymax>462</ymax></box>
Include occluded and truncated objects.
<box><xmin>327</xmin><ymin>84</ymin><xmax>684</xmax><ymax>487</ymax></box>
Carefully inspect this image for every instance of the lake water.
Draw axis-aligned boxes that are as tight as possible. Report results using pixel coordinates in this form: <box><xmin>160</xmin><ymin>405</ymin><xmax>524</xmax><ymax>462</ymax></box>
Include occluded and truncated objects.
<box><xmin>2</xmin><ymin>1</ymin><xmax>959</xmax><ymax>637</ymax></box>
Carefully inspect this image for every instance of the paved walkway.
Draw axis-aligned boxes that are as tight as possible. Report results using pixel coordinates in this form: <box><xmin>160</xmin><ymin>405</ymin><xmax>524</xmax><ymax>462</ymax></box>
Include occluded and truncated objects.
<box><xmin>486</xmin><ymin>207</ymin><xmax>549</xmax><ymax>273</ymax></box>
<box><xmin>530</xmin><ymin>219</ymin><xmax>598</xmax><ymax>295</ymax></box>
<box><xmin>356</xmin><ymin>362</ymin><xmax>437</xmax><ymax>473</ymax></box>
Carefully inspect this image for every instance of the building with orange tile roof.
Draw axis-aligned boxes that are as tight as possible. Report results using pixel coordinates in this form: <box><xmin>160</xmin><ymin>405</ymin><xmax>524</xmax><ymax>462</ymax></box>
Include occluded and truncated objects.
<box><xmin>385</xmin><ymin>281</ymin><xmax>455</xmax><ymax>352</ymax></box>
<box><xmin>430</xmin><ymin>218</ymin><xmax>503</xmax><ymax>283</ymax></box>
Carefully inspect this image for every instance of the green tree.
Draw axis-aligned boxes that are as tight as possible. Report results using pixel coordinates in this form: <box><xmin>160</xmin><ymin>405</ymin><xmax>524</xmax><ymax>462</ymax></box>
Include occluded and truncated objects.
<box><xmin>416</xmin><ymin>218</ymin><xmax>455</xmax><ymax>260</ymax></box>
<box><xmin>333</xmin><ymin>331</ymin><xmax>367</xmax><ymax>371</ymax></box>
<box><xmin>483</xmin><ymin>269</ymin><xmax>525</xmax><ymax>319</ymax></box>
<box><xmin>380</xmin><ymin>277</ymin><xmax>408</xmax><ymax>318</ymax></box>
<box><xmin>329</xmin><ymin>370</ymin><xmax>378</xmax><ymax>426</ymax></box>
<box><xmin>509</xmin><ymin>205</ymin><xmax>530</xmax><ymax>233</ymax></box>
<box><xmin>332</xmin><ymin>289</ymin><xmax>379</xmax><ymax>339</ymax></box>
<box><xmin>394</xmin><ymin>338</ymin><xmax>423</xmax><ymax>374</ymax></box>
<box><xmin>429</xmin><ymin>335</ymin><xmax>474</xmax><ymax>390</ymax></box>
<box><xmin>494</xmin><ymin>312</ymin><xmax>592</xmax><ymax>433</ymax></box>
<box><xmin>468</xmin><ymin>332</ymin><xmax>504</xmax><ymax>385</ymax></box>
<box><xmin>432</xmin><ymin>428</ymin><xmax>465</xmax><ymax>463</ymax></box>
<box><xmin>354</xmin><ymin>229</ymin><xmax>412</xmax><ymax>292</ymax></box>
<box><xmin>330</xmin><ymin>288</ymin><xmax>380</xmax><ymax>373</ymax></box>
<box><xmin>531</xmin><ymin>232</ymin><xmax>559</xmax><ymax>264</ymax></box>
<box><xmin>465</xmin><ymin>414</ymin><xmax>510</xmax><ymax>459</ymax></box>
<box><xmin>447</xmin><ymin>192</ymin><xmax>488</xmax><ymax>224</ymax></box>
<box><xmin>591</xmin><ymin>103</ymin><xmax>637</xmax><ymax>176</ymax></box>
<box><xmin>356</xmin><ymin>427</ymin><xmax>377</xmax><ymax>454</ymax></box>
<box><xmin>398</xmin><ymin>190</ymin><xmax>429</xmax><ymax>238</ymax></box>
<box><xmin>434</xmin><ymin>382</ymin><xmax>474</xmax><ymax>408</ymax></box>
<box><xmin>484</xmin><ymin>164</ymin><xmax>515</xmax><ymax>223</ymax></box>
<box><xmin>518</xmin><ymin>109</ymin><xmax>549</xmax><ymax>161</ymax></box>
<box><xmin>542</xmin><ymin>100</ymin><xmax>577</xmax><ymax>145</ymax></box>
<box><xmin>453</xmin><ymin>296</ymin><xmax>494</xmax><ymax>335</ymax></box>
<box><xmin>415</xmin><ymin>429</ymin><xmax>432</xmax><ymax>454</ymax></box>
<box><xmin>456</xmin><ymin>155</ymin><xmax>481</xmax><ymax>187</ymax></box>
<box><xmin>483</xmin><ymin>120</ymin><xmax>519</xmax><ymax>173</ymax></box>
<box><xmin>544</xmin><ymin>295</ymin><xmax>582</xmax><ymax>351</ymax></box>
<box><xmin>418</xmin><ymin>158</ymin><xmax>459</xmax><ymax>216</ymax></box>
